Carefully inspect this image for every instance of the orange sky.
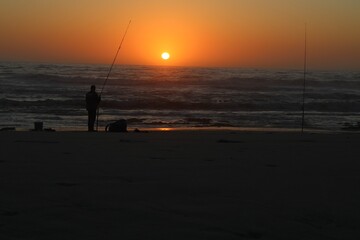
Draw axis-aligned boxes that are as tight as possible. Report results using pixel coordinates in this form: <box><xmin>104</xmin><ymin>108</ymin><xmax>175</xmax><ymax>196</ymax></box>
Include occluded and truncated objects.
<box><xmin>1</xmin><ymin>0</ymin><xmax>359</xmax><ymax>70</ymax></box>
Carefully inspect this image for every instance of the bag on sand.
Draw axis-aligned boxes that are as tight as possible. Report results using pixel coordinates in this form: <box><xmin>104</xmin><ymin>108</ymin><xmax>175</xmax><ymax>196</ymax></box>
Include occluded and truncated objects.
<box><xmin>105</xmin><ymin>119</ymin><xmax>127</xmax><ymax>132</ymax></box>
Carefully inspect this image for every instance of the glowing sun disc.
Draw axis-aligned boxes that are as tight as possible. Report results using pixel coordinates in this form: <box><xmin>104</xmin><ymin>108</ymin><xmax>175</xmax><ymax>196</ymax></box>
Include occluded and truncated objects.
<box><xmin>161</xmin><ymin>52</ymin><xmax>170</xmax><ymax>60</ymax></box>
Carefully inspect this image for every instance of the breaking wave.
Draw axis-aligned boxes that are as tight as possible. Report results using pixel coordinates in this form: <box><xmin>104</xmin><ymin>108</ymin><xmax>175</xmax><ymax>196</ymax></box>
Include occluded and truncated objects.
<box><xmin>1</xmin><ymin>62</ymin><xmax>360</xmax><ymax>130</ymax></box>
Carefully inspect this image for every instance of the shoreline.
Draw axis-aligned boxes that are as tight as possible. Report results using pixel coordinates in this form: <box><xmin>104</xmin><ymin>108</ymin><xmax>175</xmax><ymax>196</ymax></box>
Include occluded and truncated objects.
<box><xmin>2</xmin><ymin>125</ymin><xmax>354</xmax><ymax>134</ymax></box>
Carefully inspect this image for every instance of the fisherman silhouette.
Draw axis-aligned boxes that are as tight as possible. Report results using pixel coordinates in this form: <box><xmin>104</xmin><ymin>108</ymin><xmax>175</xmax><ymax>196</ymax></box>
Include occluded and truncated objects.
<box><xmin>86</xmin><ymin>85</ymin><xmax>101</xmax><ymax>131</ymax></box>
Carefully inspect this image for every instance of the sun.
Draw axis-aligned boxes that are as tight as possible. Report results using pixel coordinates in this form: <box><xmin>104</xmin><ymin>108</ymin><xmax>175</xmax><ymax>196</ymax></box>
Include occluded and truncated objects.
<box><xmin>161</xmin><ymin>52</ymin><xmax>170</xmax><ymax>60</ymax></box>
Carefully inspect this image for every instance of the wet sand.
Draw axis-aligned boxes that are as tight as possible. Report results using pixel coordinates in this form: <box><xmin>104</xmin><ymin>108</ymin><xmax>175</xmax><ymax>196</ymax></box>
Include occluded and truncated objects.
<box><xmin>1</xmin><ymin>130</ymin><xmax>360</xmax><ymax>239</ymax></box>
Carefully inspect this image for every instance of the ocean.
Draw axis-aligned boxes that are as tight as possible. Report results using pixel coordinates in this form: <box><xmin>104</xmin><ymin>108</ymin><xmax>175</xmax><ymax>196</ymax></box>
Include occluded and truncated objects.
<box><xmin>1</xmin><ymin>62</ymin><xmax>360</xmax><ymax>131</ymax></box>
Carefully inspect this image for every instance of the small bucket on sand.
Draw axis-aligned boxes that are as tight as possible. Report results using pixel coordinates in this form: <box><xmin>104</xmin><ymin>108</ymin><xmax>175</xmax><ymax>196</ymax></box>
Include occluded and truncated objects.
<box><xmin>34</xmin><ymin>122</ymin><xmax>43</xmax><ymax>131</ymax></box>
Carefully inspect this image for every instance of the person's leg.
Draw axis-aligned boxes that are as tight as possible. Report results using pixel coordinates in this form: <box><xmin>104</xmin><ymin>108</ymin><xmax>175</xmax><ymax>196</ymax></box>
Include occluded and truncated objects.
<box><xmin>88</xmin><ymin>110</ymin><xmax>96</xmax><ymax>131</ymax></box>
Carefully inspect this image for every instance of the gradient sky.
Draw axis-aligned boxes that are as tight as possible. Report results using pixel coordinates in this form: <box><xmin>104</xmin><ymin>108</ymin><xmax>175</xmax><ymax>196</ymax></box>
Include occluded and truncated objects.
<box><xmin>1</xmin><ymin>0</ymin><xmax>359</xmax><ymax>69</ymax></box>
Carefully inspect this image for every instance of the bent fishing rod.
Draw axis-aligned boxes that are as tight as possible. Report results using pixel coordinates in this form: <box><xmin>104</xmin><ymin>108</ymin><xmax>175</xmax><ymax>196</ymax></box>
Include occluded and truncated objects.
<box><xmin>96</xmin><ymin>20</ymin><xmax>131</xmax><ymax>131</ymax></box>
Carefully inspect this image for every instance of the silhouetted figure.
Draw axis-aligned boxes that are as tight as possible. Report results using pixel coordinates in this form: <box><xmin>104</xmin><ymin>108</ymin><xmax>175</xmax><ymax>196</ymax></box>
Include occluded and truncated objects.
<box><xmin>86</xmin><ymin>85</ymin><xmax>101</xmax><ymax>131</ymax></box>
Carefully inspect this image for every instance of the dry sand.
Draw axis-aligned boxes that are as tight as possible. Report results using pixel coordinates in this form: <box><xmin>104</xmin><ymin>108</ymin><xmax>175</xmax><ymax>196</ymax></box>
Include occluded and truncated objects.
<box><xmin>1</xmin><ymin>130</ymin><xmax>360</xmax><ymax>239</ymax></box>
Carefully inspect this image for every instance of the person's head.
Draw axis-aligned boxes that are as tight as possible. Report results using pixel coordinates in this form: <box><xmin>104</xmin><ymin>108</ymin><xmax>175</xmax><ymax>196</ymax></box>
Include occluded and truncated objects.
<box><xmin>90</xmin><ymin>85</ymin><xmax>96</xmax><ymax>92</ymax></box>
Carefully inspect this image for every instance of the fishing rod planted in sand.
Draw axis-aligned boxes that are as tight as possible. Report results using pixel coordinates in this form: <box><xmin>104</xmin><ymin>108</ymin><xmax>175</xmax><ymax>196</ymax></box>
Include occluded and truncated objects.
<box><xmin>301</xmin><ymin>23</ymin><xmax>307</xmax><ymax>133</ymax></box>
<box><xmin>96</xmin><ymin>20</ymin><xmax>132</xmax><ymax>131</ymax></box>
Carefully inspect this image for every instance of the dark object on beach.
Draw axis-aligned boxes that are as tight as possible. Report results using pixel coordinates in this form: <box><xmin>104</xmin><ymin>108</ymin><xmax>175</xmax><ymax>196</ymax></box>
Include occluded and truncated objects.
<box><xmin>44</xmin><ymin>128</ymin><xmax>56</xmax><ymax>132</ymax></box>
<box><xmin>106</xmin><ymin>119</ymin><xmax>127</xmax><ymax>132</ymax></box>
<box><xmin>34</xmin><ymin>122</ymin><xmax>43</xmax><ymax>131</ymax></box>
<box><xmin>0</xmin><ymin>127</ymin><xmax>16</xmax><ymax>131</ymax></box>
<box><xmin>133</xmin><ymin>128</ymin><xmax>148</xmax><ymax>133</ymax></box>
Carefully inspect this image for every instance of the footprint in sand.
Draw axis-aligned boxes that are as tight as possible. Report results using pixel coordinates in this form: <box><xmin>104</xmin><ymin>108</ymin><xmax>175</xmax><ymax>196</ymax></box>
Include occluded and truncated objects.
<box><xmin>56</xmin><ymin>182</ymin><xmax>79</xmax><ymax>187</ymax></box>
<box><xmin>266</xmin><ymin>164</ymin><xmax>279</xmax><ymax>168</ymax></box>
<box><xmin>0</xmin><ymin>210</ymin><xmax>19</xmax><ymax>217</ymax></box>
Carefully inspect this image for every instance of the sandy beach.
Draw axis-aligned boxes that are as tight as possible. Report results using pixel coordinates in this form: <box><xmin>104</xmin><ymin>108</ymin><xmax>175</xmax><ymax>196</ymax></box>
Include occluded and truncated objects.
<box><xmin>1</xmin><ymin>130</ymin><xmax>360</xmax><ymax>239</ymax></box>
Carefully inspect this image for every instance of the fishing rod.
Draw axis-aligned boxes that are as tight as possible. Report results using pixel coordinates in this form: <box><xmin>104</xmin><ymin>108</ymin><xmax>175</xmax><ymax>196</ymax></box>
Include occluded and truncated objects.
<box><xmin>301</xmin><ymin>23</ymin><xmax>307</xmax><ymax>133</ymax></box>
<box><xmin>96</xmin><ymin>20</ymin><xmax>131</xmax><ymax>131</ymax></box>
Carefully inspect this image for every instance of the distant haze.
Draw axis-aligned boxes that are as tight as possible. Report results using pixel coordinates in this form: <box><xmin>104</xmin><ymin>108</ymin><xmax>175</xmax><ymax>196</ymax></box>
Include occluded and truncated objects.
<box><xmin>1</xmin><ymin>0</ymin><xmax>359</xmax><ymax>70</ymax></box>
